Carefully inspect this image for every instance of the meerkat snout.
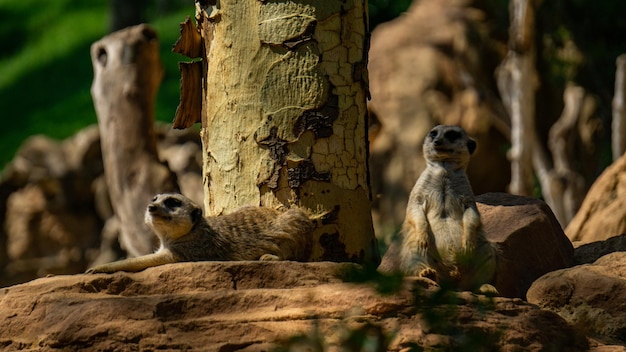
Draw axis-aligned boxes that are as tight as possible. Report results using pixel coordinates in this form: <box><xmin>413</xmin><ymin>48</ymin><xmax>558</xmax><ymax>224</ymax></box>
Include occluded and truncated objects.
<box><xmin>424</xmin><ymin>125</ymin><xmax>476</xmax><ymax>165</ymax></box>
<box><xmin>144</xmin><ymin>194</ymin><xmax>200</xmax><ymax>240</ymax></box>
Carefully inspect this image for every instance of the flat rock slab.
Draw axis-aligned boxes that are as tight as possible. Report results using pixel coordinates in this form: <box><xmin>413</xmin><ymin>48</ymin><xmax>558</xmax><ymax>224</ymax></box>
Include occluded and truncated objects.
<box><xmin>0</xmin><ymin>261</ymin><xmax>587</xmax><ymax>351</ymax></box>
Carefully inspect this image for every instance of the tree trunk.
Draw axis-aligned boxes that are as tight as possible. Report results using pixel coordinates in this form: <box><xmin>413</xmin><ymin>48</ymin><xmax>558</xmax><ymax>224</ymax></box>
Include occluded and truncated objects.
<box><xmin>91</xmin><ymin>24</ymin><xmax>178</xmax><ymax>257</ymax></box>
<box><xmin>532</xmin><ymin>84</ymin><xmax>587</xmax><ymax>226</ymax></box>
<box><xmin>496</xmin><ymin>0</ymin><xmax>537</xmax><ymax>196</ymax></box>
<box><xmin>186</xmin><ymin>0</ymin><xmax>378</xmax><ymax>264</ymax></box>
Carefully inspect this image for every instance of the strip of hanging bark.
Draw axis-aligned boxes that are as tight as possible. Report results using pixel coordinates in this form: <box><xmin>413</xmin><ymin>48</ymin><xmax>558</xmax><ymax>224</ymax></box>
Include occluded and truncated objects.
<box><xmin>90</xmin><ymin>24</ymin><xmax>179</xmax><ymax>257</ymax></box>
<box><xmin>612</xmin><ymin>54</ymin><xmax>626</xmax><ymax>160</ymax></box>
<box><xmin>172</xmin><ymin>16</ymin><xmax>203</xmax><ymax>59</ymax></box>
<box><xmin>173</xmin><ymin>61</ymin><xmax>203</xmax><ymax>129</ymax></box>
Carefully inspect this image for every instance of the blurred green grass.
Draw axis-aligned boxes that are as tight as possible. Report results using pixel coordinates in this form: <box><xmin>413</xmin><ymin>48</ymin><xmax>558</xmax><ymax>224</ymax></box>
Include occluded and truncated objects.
<box><xmin>0</xmin><ymin>0</ymin><xmax>194</xmax><ymax>170</ymax></box>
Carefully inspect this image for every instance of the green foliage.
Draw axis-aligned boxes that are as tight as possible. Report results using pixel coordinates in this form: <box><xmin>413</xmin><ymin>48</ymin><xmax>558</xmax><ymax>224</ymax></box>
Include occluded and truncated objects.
<box><xmin>0</xmin><ymin>0</ymin><xmax>193</xmax><ymax>170</ymax></box>
<box><xmin>0</xmin><ymin>0</ymin><xmax>411</xmax><ymax>172</ymax></box>
<box><xmin>368</xmin><ymin>0</ymin><xmax>412</xmax><ymax>29</ymax></box>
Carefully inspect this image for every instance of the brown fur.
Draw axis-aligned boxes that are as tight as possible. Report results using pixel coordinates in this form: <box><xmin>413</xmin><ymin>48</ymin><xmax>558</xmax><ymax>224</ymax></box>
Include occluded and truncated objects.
<box><xmin>86</xmin><ymin>193</ymin><xmax>313</xmax><ymax>273</ymax></box>
<box><xmin>379</xmin><ymin>125</ymin><xmax>497</xmax><ymax>292</ymax></box>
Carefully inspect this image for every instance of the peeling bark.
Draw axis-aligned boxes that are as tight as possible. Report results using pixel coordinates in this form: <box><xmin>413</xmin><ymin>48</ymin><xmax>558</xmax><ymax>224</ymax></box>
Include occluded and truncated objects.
<box><xmin>185</xmin><ymin>0</ymin><xmax>378</xmax><ymax>264</ymax></box>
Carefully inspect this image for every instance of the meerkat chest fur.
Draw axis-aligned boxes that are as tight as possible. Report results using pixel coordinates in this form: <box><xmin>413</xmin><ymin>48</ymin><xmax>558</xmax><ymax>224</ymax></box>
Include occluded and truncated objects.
<box><xmin>416</xmin><ymin>164</ymin><xmax>473</xmax><ymax>220</ymax></box>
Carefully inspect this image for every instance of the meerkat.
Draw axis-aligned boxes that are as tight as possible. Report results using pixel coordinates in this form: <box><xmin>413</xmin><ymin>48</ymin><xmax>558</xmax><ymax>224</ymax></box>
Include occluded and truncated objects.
<box><xmin>86</xmin><ymin>193</ymin><xmax>314</xmax><ymax>273</ymax></box>
<box><xmin>379</xmin><ymin>125</ymin><xmax>497</xmax><ymax>292</ymax></box>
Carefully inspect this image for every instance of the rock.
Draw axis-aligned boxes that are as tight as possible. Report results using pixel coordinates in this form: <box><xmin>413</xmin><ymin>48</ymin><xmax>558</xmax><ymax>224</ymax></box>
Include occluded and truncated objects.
<box><xmin>566</xmin><ymin>152</ymin><xmax>626</xmax><ymax>244</ymax></box>
<box><xmin>477</xmin><ymin>193</ymin><xmax>575</xmax><ymax>298</ymax></box>
<box><xmin>0</xmin><ymin>261</ymin><xmax>587</xmax><ymax>351</ymax></box>
<box><xmin>573</xmin><ymin>234</ymin><xmax>626</xmax><ymax>265</ymax></box>
<box><xmin>0</xmin><ymin>124</ymin><xmax>205</xmax><ymax>287</ymax></box>
<box><xmin>1</xmin><ymin>127</ymin><xmax>104</xmax><ymax>287</ymax></box>
<box><xmin>527</xmin><ymin>252</ymin><xmax>626</xmax><ymax>346</ymax></box>
<box><xmin>4</xmin><ymin>184</ymin><xmax>101</xmax><ymax>284</ymax></box>
<box><xmin>368</xmin><ymin>0</ymin><xmax>511</xmax><ymax>239</ymax></box>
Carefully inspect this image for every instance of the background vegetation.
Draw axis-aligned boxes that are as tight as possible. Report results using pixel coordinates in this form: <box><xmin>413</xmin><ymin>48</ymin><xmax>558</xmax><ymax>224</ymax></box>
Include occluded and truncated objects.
<box><xmin>1</xmin><ymin>0</ymin><xmax>626</xmax><ymax>174</ymax></box>
<box><xmin>0</xmin><ymin>0</ymin><xmax>197</xmax><ymax>169</ymax></box>
<box><xmin>0</xmin><ymin>0</ymin><xmax>411</xmax><ymax>170</ymax></box>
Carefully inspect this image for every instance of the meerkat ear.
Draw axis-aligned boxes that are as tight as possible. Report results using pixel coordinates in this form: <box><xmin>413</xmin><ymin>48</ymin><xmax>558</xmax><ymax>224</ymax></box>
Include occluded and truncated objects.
<box><xmin>191</xmin><ymin>207</ymin><xmax>203</xmax><ymax>223</ymax></box>
<box><xmin>467</xmin><ymin>138</ymin><xmax>477</xmax><ymax>155</ymax></box>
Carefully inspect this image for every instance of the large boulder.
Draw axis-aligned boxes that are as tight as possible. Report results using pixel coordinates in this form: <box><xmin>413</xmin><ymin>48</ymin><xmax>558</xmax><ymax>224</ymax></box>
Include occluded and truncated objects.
<box><xmin>527</xmin><ymin>252</ymin><xmax>626</xmax><ymax>346</ymax></box>
<box><xmin>566</xmin><ymin>152</ymin><xmax>626</xmax><ymax>244</ymax></box>
<box><xmin>478</xmin><ymin>193</ymin><xmax>575</xmax><ymax>298</ymax></box>
<box><xmin>0</xmin><ymin>261</ymin><xmax>588</xmax><ymax>351</ymax></box>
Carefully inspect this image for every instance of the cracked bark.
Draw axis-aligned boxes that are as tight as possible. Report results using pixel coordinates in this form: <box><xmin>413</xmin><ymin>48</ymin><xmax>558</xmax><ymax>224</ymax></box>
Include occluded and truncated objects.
<box><xmin>178</xmin><ymin>0</ymin><xmax>378</xmax><ymax>264</ymax></box>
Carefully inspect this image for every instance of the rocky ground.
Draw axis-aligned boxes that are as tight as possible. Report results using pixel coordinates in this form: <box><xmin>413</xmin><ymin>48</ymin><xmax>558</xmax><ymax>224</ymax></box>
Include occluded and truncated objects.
<box><xmin>2</xmin><ymin>186</ymin><xmax>626</xmax><ymax>350</ymax></box>
<box><xmin>0</xmin><ymin>262</ymin><xmax>588</xmax><ymax>351</ymax></box>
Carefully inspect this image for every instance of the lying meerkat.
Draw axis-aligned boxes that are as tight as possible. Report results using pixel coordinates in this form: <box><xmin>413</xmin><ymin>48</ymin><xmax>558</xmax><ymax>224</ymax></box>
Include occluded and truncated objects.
<box><xmin>379</xmin><ymin>125</ymin><xmax>497</xmax><ymax>292</ymax></box>
<box><xmin>86</xmin><ymin>193</ymin><xmax>313</xmax><ymax>273</ymax></box>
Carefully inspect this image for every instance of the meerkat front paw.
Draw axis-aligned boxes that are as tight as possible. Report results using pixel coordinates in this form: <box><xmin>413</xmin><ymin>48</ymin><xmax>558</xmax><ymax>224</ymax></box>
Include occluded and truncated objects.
<box><xmin>419</xmin><ymin>267</ymin><xmax>438</xmax><ymax>282</ymax></box>
<box><xmin>259</xmin><ymin>254</ymin><xmax>281</xmax><ymax>261</ymax></box>
<box><xmin>85</xmin><ymin>267</ymin><xmax>103</xmax><ymax>274</ymax></box>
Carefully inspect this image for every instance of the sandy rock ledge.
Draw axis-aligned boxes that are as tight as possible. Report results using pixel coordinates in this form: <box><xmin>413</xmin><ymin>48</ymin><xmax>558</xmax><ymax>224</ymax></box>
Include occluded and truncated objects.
<box><xmin>0</xmin><ymin>261</ymin><xmax>588</xmax><ymax>351</ymax></box>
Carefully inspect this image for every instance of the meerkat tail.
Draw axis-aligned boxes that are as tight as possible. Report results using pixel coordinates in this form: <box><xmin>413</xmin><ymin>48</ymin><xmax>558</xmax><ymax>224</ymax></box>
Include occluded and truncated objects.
<box><xmin>86</xmin><ymin>251</ymin><xmax>176</xmax><ymax>273</ymax></box>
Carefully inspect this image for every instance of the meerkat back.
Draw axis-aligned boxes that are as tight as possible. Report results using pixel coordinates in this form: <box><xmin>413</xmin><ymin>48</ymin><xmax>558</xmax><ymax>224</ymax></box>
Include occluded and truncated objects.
<box><xmin>204</xmin><ymin>206</ymin><xmax>313</xmax><ymax>262</ymax></box>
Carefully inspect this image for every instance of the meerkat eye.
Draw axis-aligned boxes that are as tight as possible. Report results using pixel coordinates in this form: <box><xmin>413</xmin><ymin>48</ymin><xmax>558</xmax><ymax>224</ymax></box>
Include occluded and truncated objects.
<box><xmin>164</xmin><ymin>197</ymin><xmax>183</xmax><ymax>208</ymax></box>
<box><xmin>444</xmin><ymin>130</ymin><xmax>462</xmax><ymax>142</ymax></box>
<box><xmin>151</xmin><ymin>196</ymin><xmax>158</xmax><ymax>202</ymax></box>
<box><xmin>429</xmin><ymin>130</ymin><xmax>438</xmax><ymax>139</ymax></box>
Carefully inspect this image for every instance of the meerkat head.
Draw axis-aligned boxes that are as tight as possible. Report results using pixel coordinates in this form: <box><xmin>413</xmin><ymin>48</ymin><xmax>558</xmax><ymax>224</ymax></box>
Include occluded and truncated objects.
<box><xmin>423</xmin><ymin>125</ymin><xmax>476</xmax><ymax>168</ymax></box>
<box><xmin>145</xmin><ymin>193</ymin><xmax>203</xmax><ymax>241</ymax></box>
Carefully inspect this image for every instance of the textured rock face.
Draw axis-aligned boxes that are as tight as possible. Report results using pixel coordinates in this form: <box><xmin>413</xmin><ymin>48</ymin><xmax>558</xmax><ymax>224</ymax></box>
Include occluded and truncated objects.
<box><xmin>0</xmin><ymin>261</ymin><xmax>586</xmax><ymax>351</ymax></box>
<box><xmin>566</xmin><ymin>152</ymin><xmax>626</xmax><ymax>244</ymax></box>
<box><xmin>527</xmin><ymin>252</ymin><xmax>626</xmax><ymax>346</ymax></box>
<box><xmin>477</xmin><ymin>193</ymin><xmax>575</xmax><ymax>299</ymax></box>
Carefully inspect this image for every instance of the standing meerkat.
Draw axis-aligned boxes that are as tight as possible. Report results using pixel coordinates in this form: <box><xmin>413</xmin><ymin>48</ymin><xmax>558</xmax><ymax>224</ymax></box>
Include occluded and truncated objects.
<box><xmin>379</xmin><ymin>125</ymin><xmax>497</xmax><ymax>292</ymax></box>
<box><xmin>86</xmin><ymin>193</ymin><xmax>314</xmax><ymax>273</ymax></box>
